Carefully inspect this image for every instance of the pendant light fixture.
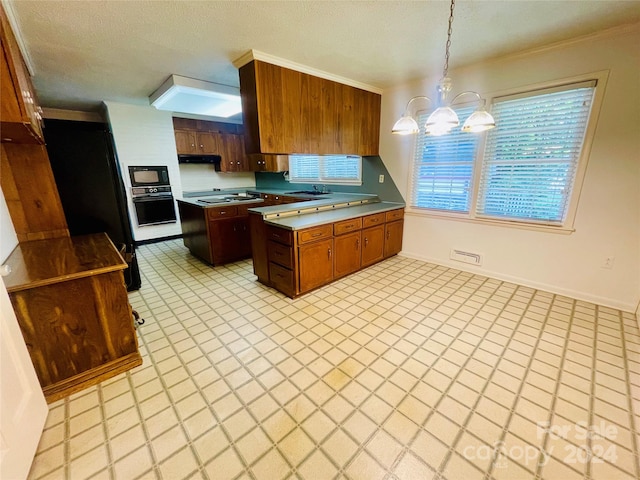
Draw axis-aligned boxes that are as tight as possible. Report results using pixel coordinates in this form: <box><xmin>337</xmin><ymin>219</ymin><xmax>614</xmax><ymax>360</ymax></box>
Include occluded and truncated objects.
<box><xmin>392</xmin><ymin>0</ymin><xmax>496</xmax><ymax>136</ymax></box>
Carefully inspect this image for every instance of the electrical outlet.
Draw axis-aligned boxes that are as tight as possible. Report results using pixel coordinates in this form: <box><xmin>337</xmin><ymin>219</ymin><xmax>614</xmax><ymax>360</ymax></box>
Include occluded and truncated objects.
<box><xmin>602</xmin><ymin>256</ymin><xmax>615</xmax><ymax>269</ymax></box>
<box><xmin>379</xmin><ymin>174</ymin><xmax>385</xmax><ymax>183</ymax></box>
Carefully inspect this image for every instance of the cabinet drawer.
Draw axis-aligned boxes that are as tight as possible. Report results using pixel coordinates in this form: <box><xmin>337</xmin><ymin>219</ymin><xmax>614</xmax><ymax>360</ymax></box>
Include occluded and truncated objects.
<box><xmin>268</xmin><ymin>241</ymin><xmax>294</xmax><ymax>269</ymax></box>
<box><xmin>385</xmin><ymin>209</ymin><xmax>404</xmax><ymax>222</ymax></box>
<box><xmin>298</xmin><ymin>224</ymin><xmax>333</xmax><ymax>244</ymax></box>
<box><xmin>207</xmin><ymin>206</ymin><xmax>238</xmax><ymax>220</ymax></box>
<box><xmin>334</xmin><ymin>217</ymin><xmax>362</xmax><ymax>236</ymax></box>
<box><xmin>270</xmin><ymin>262</ymin><xmax>295</xmax><ymax>295</ymax></box>
<box><xmin>362</xmin><ymin>212</ymin><xmax>385</xmax><ymax>228</ymax></box>
<box><xmin>267</xmin><ymin>225</ymin><xmax>293</xmax><ymax>245</ymax></box>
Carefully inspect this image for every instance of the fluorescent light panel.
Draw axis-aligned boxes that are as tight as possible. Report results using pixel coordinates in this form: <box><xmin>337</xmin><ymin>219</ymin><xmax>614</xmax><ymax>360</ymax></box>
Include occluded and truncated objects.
<box><xmin>149</xmin><ymin>75</ymin><xmax>242</xmax><ymax>118</ymax></box>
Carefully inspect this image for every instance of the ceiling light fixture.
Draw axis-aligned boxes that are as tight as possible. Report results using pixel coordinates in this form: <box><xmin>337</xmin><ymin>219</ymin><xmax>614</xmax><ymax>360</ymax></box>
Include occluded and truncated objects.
<box><xmin>149</xmin><ymin>75</ymin><xmax>242</xmax><ymax>118</ymax></box>
<box><xmin>392</xmin><ymin>0</ymin><xmax>496</xmax><ymax>136</ymax></box>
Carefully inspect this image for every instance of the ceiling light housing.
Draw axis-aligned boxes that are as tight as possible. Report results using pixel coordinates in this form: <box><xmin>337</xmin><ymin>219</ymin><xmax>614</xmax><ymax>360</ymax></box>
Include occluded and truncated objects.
<box><xmin>149</xmin><ymin>75</ymin><xmax>242</xmax><ymax>118</ymax></box>
<box><xmin>391</xmin><ymin>0</ymin><xmax>496</xmax><ymax>136</ymax></box>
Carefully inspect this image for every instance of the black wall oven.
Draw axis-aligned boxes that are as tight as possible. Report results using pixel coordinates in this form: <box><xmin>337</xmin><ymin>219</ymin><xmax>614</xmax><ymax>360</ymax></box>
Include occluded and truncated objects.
<box><xmin>129</xmin><ymin>166</ymin><xmax>177</xmax><ymax>226</ymax></box>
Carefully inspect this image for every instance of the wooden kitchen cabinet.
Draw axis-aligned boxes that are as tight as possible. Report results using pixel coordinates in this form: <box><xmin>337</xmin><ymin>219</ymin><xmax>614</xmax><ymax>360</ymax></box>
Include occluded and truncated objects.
<box><xmin>361</xmin><ymin>224</ymin><xmax>385</xmax><ymax>267</ymax></box>
<box><xmin>299</xmin><ymin>238</ymin><xmax>334</xmax><ymax>293</ymax></box>
<box><xmin>175</xmin><ymin>130</ymin><xmax>197</xmax><ymax>154</ymax></box>
<box><xmin>384</xmin><ymin>220</ymin><xmax>404</xmax><ymax>258</ymax></box>
<box><xmin>3</xmin><ymin>233</ymin><xmax>142</xmax><ymax>403</ymax></box>
<box><xmin>239</xmin><ymin>59</ymin><xmax>381</xmax><ymax>156</ymax></box>
<box><xmin>197</xmin><ymin>132</ymin><xmax>219</xmax><ymax>154</ymax></box>
<box><xmin>251</xmin><ymin>206</ymin><xmax>404</xmax><ymax>298</ymax></box>
<box><xmin>178</xmin><ymin>200</ymin><xmax>257</xmax><ymax>266</ymax></box>
<box><xmin>219</xmin><ymin>133</ymin><xmax>248</xmax><ymax>172</ymax></box>
<box><xmin>1</xmin><ymin>6</ymin><xmax>44</xmax><ymax>144</ymax></box>
<box><xmin>334</xmin><ymin>231</ymin><xmax>361</xmax><ymax>278</ymax></box>
<box><xmin>209</xmin><ymin>217</ymin><xmax>251</xmax><ymax>264</ymax></box>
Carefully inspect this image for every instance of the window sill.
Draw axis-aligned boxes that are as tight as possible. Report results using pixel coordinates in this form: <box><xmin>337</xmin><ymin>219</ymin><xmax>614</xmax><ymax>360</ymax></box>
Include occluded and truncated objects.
<box><xmin>405</xmin><ymin>208</ymin><xmax>575</xmax><ymax>235</ymax></box>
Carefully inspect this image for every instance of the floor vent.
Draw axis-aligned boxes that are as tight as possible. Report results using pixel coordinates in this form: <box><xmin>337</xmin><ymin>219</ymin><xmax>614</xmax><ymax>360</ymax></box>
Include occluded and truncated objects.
<box><xmin>450</xmin><ymin>249</ymin><xmax>483</xmax><ymax>266</ymax></box>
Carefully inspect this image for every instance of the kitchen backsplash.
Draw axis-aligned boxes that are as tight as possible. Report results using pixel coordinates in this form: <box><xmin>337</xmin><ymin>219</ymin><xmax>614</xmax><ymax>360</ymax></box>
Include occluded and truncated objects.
<box><xmin>179</xmin><ymin>163</ymin><xmax>256</xmax><ymax>192</ymax></box>
<box><xmin>255</xmin><ymin>156</ymin><xmax>404</xmax><ymax>203</ymax></box>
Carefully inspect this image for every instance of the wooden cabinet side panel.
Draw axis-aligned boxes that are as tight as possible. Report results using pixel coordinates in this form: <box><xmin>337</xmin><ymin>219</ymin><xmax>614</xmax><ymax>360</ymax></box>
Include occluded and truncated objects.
<box><xmin>249</xmin><ymin>213</ymin><xmax>270</xmax><ymax>283</ymax></box>
<box><xmin>0</xmin><ymin>32</ymin><xmax>22</xmax><ymax>123</ymax></box>
<box><xmin>239</xmin><ymin>61</ymin><xmax>261</xmax><ymax>154</ymax></box>
<box><xmin>177</xmin><ymin>202</ymin><xmax>212</xmax><ymax>264</ymax></box>
<box><xmin>9</xmin><ymin>272</ymin><xmax>136</xmax><ymax>388</ymax></box>
<box><xmin>254</xmin><ymin>61</ymin><xmax>284</xmax><ymax>154</ymax></box>
<box><xmin>1</xmin><ymin>143</ymin><xmax>68</xmax><ymax>241</ymax></box>
<box><xmin>281</xmin><ymin>68</ymin><xmax>304</xmax><ymax>154</ymax></box>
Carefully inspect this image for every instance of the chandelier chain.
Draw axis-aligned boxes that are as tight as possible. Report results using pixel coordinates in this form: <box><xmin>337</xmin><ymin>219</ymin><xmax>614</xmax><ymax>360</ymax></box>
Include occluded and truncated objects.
<box><xmin>442</xmin><ymin>0</ymin><xmax>455</xmax><ymax>78</ymax></box>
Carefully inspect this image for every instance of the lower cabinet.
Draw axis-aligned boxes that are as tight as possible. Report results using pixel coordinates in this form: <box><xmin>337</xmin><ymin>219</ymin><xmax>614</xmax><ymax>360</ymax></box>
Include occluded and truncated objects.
<box><xmin>178</xmin><ymin>200</ymin><xmax>257</xmax><ymax>266</ymax></box>
<box><xmin>384</xmin><ymin>220</ymin><xmax>404</xmax><ymax>258</ymax></box>
<box><xmin>299</xmin><ymin>238</ymin><xmax>334</xmax><ymax>292</ymax></box>
<box><xmin>253</xmin><ymin>207</ymin><xmax>404</xmax><ymax>298</ymax></box>
<box><xmin>334</xmin><ymin>231</ymin><xmax>361</xmax><ymax>278</ymax></box>
<box><xmin>209</xmin><ymin>217</ymin><xmax>251</xmax><ymax>264</ymax></box>
<box><xmin>361</xmin><ymin>225</ymin><xmax>385</xmax><ymax>267</ymax></box>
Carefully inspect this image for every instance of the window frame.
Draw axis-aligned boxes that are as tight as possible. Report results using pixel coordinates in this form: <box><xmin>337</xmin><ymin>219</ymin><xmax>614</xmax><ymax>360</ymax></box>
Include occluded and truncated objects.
<box><xmin>289</xmin><ymin>155</ymin><xmax>363</xmax><ymax>186</ymax></box>
<box><xmin>406</xmin><ymin>70</ymin><xmax>609</xmax><ymax>234</ymax></box>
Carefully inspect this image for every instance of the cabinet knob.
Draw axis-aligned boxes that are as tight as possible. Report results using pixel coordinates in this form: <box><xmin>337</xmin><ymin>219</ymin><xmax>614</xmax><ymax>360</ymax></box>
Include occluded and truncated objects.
<box><xmin>356</xmin><ymin>239</ymin><xmax>359</xmax><ymax>249</ymax></box>
<box><xmin>364</xmin><ymin>237</ymin><xmax>369</xmax><ymax>246</ymax></box>
<box><xmin>328</xmin><ymin>248</ymin><xmax>332</xmax><ymax>259</ymax></box>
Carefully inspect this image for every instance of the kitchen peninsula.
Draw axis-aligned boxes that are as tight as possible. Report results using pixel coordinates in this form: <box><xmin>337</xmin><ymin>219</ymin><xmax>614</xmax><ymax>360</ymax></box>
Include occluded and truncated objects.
<box><xmin>248</xmin><ymin>194</ymin><xmax>404</xmax><ymax>297</ymax></box>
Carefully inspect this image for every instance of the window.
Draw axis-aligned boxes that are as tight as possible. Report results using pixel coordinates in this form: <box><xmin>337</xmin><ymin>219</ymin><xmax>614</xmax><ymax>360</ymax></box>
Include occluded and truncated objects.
<box><xmin>411</xmin><ymin>106</ymin><xmax>479</xmax><ymax>212</ymax></box>
<box><xmin>289</xmin><ymin>155</ymin><xmax>362</xmax><ymax>185</ymax></box>
<box><xmin>409</xmin><ymin>77</ymin><xmax>602</xmax><ymax>231</ymax></box>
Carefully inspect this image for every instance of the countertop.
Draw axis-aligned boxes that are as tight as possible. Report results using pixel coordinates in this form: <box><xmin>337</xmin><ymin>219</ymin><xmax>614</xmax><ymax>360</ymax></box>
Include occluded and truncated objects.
<box><xmin>3</xmin><ymin>233</ymin><xmax>127</xmax><ymax>292</ymax></box>
<box><xmin>177</xmin><ymin>196</ymin><xmax>264</xmax><ymax>208</ymax></box>
<box><xmin>252</xmin><ymin>199</ymin><xmax>405</xmax><ymax>230</ymax></box>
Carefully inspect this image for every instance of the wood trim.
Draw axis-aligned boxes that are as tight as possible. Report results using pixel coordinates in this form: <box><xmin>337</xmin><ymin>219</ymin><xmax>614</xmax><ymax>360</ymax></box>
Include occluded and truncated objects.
<box><xmin>232</xmin><ymin>49</ymin><xmax>383</xmax><ymax>94</ymax></box>
<box><xmin>42</xmin><ymin>352</ymin><xmax>142</xmax><ymax>403</ymax></box>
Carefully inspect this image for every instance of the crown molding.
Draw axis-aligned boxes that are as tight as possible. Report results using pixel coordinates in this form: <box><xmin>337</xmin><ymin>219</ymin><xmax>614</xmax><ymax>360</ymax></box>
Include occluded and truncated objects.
<box><xmin>233</xmin><ymin>49</ymin><xmax>383</xmax><ymax>95</ymax></box>
<box><xmin>1</xmin><ymin>0</ymin><xmax>35</xmax><ymax>76</ymax></box>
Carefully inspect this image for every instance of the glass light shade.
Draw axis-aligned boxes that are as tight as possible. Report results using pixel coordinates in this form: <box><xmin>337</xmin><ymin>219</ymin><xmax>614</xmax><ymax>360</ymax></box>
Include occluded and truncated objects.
<box><xmin>425</xmin><ymin>106</ymin><xmax>459</xmax><ymax>131</ymax></box>
<box><xmin>425</xmin><ymin>123</ymin><xmax>454</xmax><ymax>136</ymax></box>
<box><xmin>391</xmin><ymin>114</ymin><xmax>420</xmax><ymax>135</ymax></box>
<box><xmin>461</xmin><ymin>109</ymin><xmax>496</xmax><ymax>133</ymax></box>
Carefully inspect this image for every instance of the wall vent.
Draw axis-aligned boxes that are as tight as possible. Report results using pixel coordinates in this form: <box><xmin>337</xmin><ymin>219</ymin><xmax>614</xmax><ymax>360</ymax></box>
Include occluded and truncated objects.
<box><xmin>450</xmin><ymin>249</ymin><xmax>483</xmax><ymax>266</ymax></box>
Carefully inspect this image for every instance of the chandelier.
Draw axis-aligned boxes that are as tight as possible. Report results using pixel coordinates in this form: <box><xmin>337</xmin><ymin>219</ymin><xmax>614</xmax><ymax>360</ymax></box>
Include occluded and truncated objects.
<box><xmin>392</xmin><ymin>0</ymin><xmax>496</xmax><ymax>136</ymax></box>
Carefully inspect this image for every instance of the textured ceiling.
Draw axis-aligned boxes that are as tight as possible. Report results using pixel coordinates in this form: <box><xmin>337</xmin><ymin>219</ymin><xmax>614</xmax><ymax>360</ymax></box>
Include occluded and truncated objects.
<box><xmin>8</xmin><ymin>0</ymin><xmax>640</xmax><ymax>111</ymax></box>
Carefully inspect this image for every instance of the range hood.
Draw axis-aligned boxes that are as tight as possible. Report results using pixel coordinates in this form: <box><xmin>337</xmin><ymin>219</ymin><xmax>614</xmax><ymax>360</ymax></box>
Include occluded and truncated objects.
<box><xmin>177</xmin><ymin>154</ymin><xmax>221</xmax><ymax>164</ymax></box>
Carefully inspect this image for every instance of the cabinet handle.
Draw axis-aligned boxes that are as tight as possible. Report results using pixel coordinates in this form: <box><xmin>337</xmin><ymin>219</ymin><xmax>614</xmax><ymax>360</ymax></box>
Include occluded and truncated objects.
<box><xmin>356</xmin><ymin>239</ymin><xmax>360</xmax><ymax>249</ymax></box>
<box><xmin>311</xmin><ymin>232</ymin><xmax>322</xmax><ymax>237</ymax></box>
<box><xmin>387</xmin><ymin>231</ymin><xmax>390</xmax><ymax>239</ymax></box>
<box><xmin>233</xmin><ymin>225</ymin><xmax>237</xmax><ymax>232</ymax></box>
<box><xmin>364</xmin><ymin>237</ymin><xmax>369</xmax><ymax>246</ymax></box>
<box><xmin>328</xmin><ymin>248</ymin><xmax>332</xmax><ymax>259</ymax></box>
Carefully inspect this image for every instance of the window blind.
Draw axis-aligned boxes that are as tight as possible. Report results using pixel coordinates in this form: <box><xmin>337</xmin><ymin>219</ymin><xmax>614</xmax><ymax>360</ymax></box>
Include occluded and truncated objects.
<box><xmin>289</xmin><ymin>155</ymin><xmax>362</xmax><ymax>185</ymax></box>
<box><xmin>476</xmin><ymin>84</ymin><xmax>595</xmax><ymax>223</ymax></box>
<box><xmin>411</xmin><ymin>106</ymin><xmax>479</xmax><ymax>212</ymax></box>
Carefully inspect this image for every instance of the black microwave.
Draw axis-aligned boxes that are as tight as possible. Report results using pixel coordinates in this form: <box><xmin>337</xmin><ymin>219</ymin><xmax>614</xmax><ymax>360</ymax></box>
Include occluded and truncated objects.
<box><xmin>129</xmin><ymin>166</ymin><xmax>170</xmax><ymax>187</ymax></box>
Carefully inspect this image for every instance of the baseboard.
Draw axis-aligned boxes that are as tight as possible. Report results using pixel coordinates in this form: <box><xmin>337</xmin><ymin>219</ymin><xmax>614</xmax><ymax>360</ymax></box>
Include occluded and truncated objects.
<box><xmin>398</xmin><ymin>252</ymin><xmax>637</xmax><ymax>313</ymax></box>
<box><xmin>135</xmin><ymin>234</ymin><xmax>183</xmax><ymax>246</ymax></box>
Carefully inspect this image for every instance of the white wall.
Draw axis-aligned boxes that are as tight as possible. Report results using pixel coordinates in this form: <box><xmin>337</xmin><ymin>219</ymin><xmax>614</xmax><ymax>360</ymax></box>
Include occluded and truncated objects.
<box><xmin>379</xmin><ymin>25</ymin><xmax>640</xmax><ymax>312</ymax></box>
<box><xmin>0</xmin><ymin>187</ymin><xmax>18</xmax><ymax>263</ymax></box>
<box><xmin>104</xmin><ymin>102</ymin><xmax>183</xmax><ymax>241</ymax></box>
<box><xmin>179</xmin><ymin>164</ymin><xmax>255</xmax><ymax>193</ymax></box>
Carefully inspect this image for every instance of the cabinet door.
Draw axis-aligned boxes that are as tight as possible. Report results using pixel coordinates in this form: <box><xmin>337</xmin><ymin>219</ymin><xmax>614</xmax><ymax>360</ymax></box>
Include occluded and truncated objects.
<box><xmin>209</xmin><ymin>218</ymin><xmax>239</xmax><ymax>264</ymax></box>
<box><xmin>298</xmin><ymin>238</ymin><xmax>333</xmax><ymax>293</ymax></box>
<box><xmin>384</xmin><ymin>220</ymin><xmax>404</xmax><ymax>258</ymax></box>
<box><xmin>175</xmin><ymin>130</ymin><xmax>197</xmax><ymax>154</ymax></box>
<box><xmin>235</xmin><ymin>217</ymin><xmax>252</xmax><ymax>258</ymax></box>
<box><xmin>197</xmin><ymin>132</ymin><xmax>219</xmax><ymax>154</ymax></box>
<box><xmin>361</xmin><ymin>225</ymin><xmax>384</xmax><ymax>267</ymax></box>
<box><xmin>334</xmin><ymin>231</ymin><xmax>361</xmax><ymax>278</ymax></box>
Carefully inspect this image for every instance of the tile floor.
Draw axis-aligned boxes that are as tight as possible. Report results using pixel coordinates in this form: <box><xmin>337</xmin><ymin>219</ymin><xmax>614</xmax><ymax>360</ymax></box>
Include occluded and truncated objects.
<box><xmin>27</xmin><ymin>239</ymin><xmax>640</xmax><ymax>480</ymax></box>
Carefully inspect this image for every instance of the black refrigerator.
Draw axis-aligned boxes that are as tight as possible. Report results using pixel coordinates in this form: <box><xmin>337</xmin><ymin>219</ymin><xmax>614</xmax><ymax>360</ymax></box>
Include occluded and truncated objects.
<box><xmin>44</xmin><ymin>119</ymin><xmax>142</xmax><ymax>291</ymax></box>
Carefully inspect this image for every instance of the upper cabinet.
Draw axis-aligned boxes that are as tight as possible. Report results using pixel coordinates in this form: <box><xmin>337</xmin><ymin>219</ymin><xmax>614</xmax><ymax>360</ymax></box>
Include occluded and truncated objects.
<box><xmin>0</xmin><ymin>7</ymin><xmax>44</xmax><ymax>144</ymax></box>
<box><xmin>239</xmin><ymin>60</ymin><xmax>381</xmax><ymax>156</ymax></box>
